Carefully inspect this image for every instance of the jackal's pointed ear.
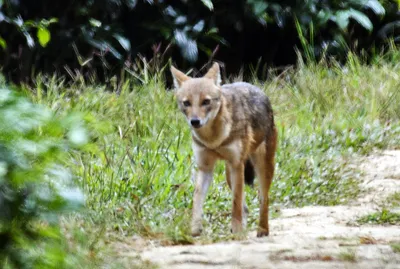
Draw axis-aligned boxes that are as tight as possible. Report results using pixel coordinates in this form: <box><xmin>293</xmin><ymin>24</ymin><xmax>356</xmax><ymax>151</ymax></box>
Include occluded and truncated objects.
<box><xmin>204</xmin><ymin>62</ymin><xmax>221</xmax><ymax>87</ymax></box>
<box><xmin>170</xmin><ymin>66</ymin><xmax>190</xmax><ymax>89</ymax></box>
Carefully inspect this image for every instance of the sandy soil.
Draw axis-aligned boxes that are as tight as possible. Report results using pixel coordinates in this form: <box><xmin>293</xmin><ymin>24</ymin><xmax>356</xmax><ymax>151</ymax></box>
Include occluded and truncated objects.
<box><xmin>118</xmin><ymin>150</ymin><xmax>400</xmax><ymax>269</ymax></box>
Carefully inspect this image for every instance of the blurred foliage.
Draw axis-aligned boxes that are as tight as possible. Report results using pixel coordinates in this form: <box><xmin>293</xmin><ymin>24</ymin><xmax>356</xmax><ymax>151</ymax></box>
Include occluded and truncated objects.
<box><xmin>0</xmin><ymin>80</ymin><xmax>88</xmax><ymax>268</ymax></box>
<box><xmin>0</xmin><ymin>0</ymin><xmax>400</xmax><ymax>83</ymax></box>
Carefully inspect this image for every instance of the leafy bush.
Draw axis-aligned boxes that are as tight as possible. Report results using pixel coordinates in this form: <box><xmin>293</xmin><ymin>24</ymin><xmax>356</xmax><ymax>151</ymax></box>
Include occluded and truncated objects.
<box><xmin>248</xmin><ymin>0</ymin><xmax>387</xmax><ymax>57</ymax></box>
<box><xmin>0</xmin><ymin>0</ymin><xmax>134</xmax><ymax>83</ymax></box>
<box><xmin>0</xmin><ymin>83</ymin><xmax>88</xmax><ymax>268</ymax></box>
<box><xmin>1</xmin><ymin>0</ymin><xmax>400</xmax><ymax>83</ymax></box>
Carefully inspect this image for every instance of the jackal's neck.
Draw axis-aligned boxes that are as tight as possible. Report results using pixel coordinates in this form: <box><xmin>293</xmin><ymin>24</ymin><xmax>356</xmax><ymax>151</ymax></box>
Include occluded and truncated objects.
<box><xmin>191</xmin><ymin>96</ymin><xmax>231</xmax><ymax>149</ymax></box>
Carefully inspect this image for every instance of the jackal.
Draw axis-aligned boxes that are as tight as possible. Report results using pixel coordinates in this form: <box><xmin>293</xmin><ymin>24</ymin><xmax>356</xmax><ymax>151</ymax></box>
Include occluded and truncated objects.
<box><xmin>170</xmin><ymin>62</ymin><xmax>277</xmax><ymax>237</ymax></box>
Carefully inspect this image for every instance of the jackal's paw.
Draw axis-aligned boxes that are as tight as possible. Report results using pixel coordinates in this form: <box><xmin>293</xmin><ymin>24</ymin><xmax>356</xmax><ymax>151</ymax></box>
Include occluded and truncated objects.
<box><xmin>256</xmin><ymin>228</ymin><xmax>269</xmax><ymax>237</ymax></box>
<box><xmin>231</xmin><ymin>219</ymin><xmax>243</xmax><ymax>234</ymax></box>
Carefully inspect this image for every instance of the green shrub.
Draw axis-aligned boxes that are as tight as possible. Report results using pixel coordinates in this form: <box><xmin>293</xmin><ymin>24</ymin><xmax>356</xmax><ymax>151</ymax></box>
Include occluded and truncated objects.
<box><xmin>0</xmin><ymin>84</ymin><xmax>88</xmax><ymax>268</ymax></box>
<box><xmin>1</xmin><ymin>0</ymin><xmax>400</xmax><ymax>83</ymax></box>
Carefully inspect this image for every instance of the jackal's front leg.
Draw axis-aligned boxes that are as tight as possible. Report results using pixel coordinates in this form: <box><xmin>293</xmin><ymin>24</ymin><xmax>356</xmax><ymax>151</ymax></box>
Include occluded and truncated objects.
<box><xmin>191</xmin><ymin>168</ymin><xmax>213</xmax><ymax>236</ymax></box>
<box><xmin>229</xmin><ymin>163</ymin><xmax>245</xmax><ymax>234</ymax></box>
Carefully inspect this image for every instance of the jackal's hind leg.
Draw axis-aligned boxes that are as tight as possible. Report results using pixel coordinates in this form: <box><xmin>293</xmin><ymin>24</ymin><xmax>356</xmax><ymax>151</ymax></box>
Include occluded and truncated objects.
<box><xmin>226</xmin><ymin>164</ymin><xmax>248</xmax><ymax>229</ymax></box>
<box><xmin>251</xmin><ymin>127</ymin><xmax>277</xmax><ymax>237</ymax></box>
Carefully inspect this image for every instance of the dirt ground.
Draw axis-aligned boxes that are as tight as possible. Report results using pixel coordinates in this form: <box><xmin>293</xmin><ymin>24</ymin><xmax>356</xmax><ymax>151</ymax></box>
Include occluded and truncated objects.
<box><xmin>118</xmin><ymin>150</ymin><xmax>400</xmax><ymax>269</ymax></box>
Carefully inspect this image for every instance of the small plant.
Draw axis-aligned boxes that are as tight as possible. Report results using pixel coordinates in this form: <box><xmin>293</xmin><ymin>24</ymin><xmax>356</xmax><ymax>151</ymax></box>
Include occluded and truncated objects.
<box><xmin>0</xmin><ymin>83</ymin><xmax>88</xmax><ymax>268</ymax></box>
<box><xmin>391</xmin><ymin>243</ymin><xmax>400</xmax><ymax>253</ymax></box>
<box><xmin>338</xmin><ymin>249</ymin><xmax>356</xmax><ymax>262</ymax></box>
<box><xmin>357</xmin><ymin>209</ymin><xmax>400</xmax><ymax>225</ymax></box>
<box><xmin>387</xmin><ymin>192</ymin><xmax>400</xmax><ymax>207</ymax></box>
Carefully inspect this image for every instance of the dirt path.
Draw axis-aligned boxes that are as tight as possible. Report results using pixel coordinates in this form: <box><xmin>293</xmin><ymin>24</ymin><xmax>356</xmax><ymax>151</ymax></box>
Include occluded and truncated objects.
<box><xmin>121</xmin><ymin>150</ymin><xmax>400</xmax><ymax>269</ymax></box>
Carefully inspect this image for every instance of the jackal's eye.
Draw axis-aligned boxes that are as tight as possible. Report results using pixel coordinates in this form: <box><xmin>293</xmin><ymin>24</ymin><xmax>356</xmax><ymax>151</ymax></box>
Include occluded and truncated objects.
<box><xmin>201</xmin><ymin>99</ymin><xmax>211</xmax><ymax>106</ymax></box>
<box><xmin>183</xmin><ymin>100</ymin><xmax>191</xmax><ymax>107</ymax></box>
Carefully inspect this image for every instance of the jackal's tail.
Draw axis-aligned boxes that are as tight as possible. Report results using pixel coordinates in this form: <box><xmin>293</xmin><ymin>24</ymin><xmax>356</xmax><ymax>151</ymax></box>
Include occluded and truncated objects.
<box><xmin>244</xmin><ymin>159</ymin><xmax>255</xmax><ymax>186</ymax></box>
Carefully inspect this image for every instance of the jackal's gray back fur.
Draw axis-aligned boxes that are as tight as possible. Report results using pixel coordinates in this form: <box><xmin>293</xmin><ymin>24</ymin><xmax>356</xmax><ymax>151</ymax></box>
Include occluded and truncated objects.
<box><xmin>221</xmin><ymin>82</ymin><xmax>275</xmax><ymax>139</ymax></box>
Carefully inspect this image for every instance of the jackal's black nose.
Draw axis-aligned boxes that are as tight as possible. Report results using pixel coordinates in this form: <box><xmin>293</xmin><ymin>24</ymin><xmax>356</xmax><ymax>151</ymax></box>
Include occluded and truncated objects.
<box><xmin>190</xmin><ymin>119</ymin><xmax>201</xmax><ymax>128</ymax></box>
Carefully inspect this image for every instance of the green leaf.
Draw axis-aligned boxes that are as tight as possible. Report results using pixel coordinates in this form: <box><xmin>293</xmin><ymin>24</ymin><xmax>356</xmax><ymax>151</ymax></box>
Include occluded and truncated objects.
<box><xmin>248</xmin><ymin>0</ymin><xmax>268</xmax><ymax>17</ymax></box>
<box><xmin>0</xmin><ymin>36</ymin><xmax>6</xmax><ymax>49</ymax></box>
<box><xmin>193</xmin><ymin>20</ymin><xmax>205</xmax><ymax>33</ymax></box>
<box><xmin>41</xmin><ymin>17</ymin><xmax>59</xmax><ymax>27</ymax></box>
<box><xmin>89</xmin><ymin>18</ymin><xmax>102</xmax><ymax>27</ymax></box>
<box><xmin>201</xmin><ymin>0</ymin><xmax>213</xmax><ymax>11</ymax></box>
<box><xmin>22</xmin><ymin>30</ymin><xmax>35</xmax><ymax>47</ymax></box>
<box><xmin>335</xmin><ymin>11</ymin><xmax>350</xmax><ymax>30</ymax></box>
<box><xmin>37</xmin><ymin>27</ymin><xmax>51</xmax><ymax>47</ymax></box>
<box><xmin>113</xmin><ymin>34</ymin><xmax>131</xmax><ymax>51</ymax></box>
<box><xmin>24</xmin><ymin>20</ymin><xmax>38</xmax><ymax>28</ymax></box>
<box><xmin>48</xmin><ymin>18</ymin><xmax>58</xmax><ymax>24</ymax></box>
<box><xmin>334</xmin><ymin>9</ymin><xmax>373</xmax><ymax>32</ymax></box>
<box><xmin>377</xmin><ymin>21</ymin><xmax>400</xmax><ymax>39</ymax></box>
<box><xmin>364</xmin><ymin>0</ymin><xmax>385</xmax><ymax>16</ymax></box>
<box><xmin>349</xmin><ymin>9</ymin><xmax>373</xmax><ymax>31</ymax></box>
<box><xmin>206</xmin><ymin>27</ymin><xmax>219</xmax><ymax>35</ymax></box>
<box><xmin>316</xmin><ymin>10</ymin><xmax>332</xmax><ymax>25</ymax></box>
<box><xmin>174</xmin><ymin>30</ymin><xmax>198</xmax><ymax>62</ymax></box>
<box><xmin>13</xmin><ymin>16</ymin><xmax>23</xmax><ymax>27</ymax></box>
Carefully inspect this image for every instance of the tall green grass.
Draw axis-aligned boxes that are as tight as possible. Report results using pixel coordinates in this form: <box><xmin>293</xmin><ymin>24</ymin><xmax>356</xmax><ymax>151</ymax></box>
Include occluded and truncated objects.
<box><xmin>23</xmin><ymin>57</ymin><xmax>400</xmax><ymax>246</ymax></box>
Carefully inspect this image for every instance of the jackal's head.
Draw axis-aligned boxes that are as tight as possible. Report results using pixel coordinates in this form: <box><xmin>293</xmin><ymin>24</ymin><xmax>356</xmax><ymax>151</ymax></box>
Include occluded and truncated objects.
<box><xmin>170</xmin><ymin>62</ymin><xmax>222</xmax><ymax>129</ymax></box>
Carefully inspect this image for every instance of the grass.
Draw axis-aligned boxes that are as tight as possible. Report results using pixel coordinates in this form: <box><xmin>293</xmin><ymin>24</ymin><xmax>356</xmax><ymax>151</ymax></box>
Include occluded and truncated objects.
<box><xmin>387</xmin><ymin>192</ymin><xmax>400</xmax><ymax>207</ymax></box>
<box><xmin>357</xmin><ymin>192</ymin><xmax>400</xmax><ymax>226</ymax></box>
<box><xmin>357</xmin><ymin>209</ymin><xmax>400</xmax><ymax>225</ymax></box>
<box><xmin>338</xmin><ymin>249</ymin><xmax>357</xmax><ymax>262</ymax></box>
<box><xmin>12</xmin><ymin>55</ymin><xmax>400</xmax><ymax>264</ymax></box>
<box><xmin>391</xmin><ymin>243</ymin><xmax>400</xmax><ymax>253</ymax></box>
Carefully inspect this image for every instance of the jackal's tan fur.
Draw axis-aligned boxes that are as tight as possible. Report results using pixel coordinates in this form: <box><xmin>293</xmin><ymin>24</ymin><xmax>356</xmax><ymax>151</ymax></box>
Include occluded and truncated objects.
<box><xmin>170</xmin><ymin>62</ymin><xmax>277</xmax><ymax>237</ymax></box>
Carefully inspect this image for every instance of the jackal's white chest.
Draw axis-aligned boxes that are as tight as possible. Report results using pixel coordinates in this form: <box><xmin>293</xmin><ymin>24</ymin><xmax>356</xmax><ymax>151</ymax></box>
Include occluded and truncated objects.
<box><xmin>191</xmin><ymin>123</ymin><xmax>231</xmax><ymax>150</ymax></box>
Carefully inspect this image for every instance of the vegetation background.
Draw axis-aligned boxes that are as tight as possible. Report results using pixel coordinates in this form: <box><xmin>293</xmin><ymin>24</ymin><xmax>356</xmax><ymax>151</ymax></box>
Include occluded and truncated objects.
<box><xmin>1</xmin><ymin>0</ymin><xmax>400</xmax><ymax>83</ymax></box>
<box><xmin>1</xmin><ymin>0</ymin><xmax>400</xmax><ymax>268</ymax></box>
